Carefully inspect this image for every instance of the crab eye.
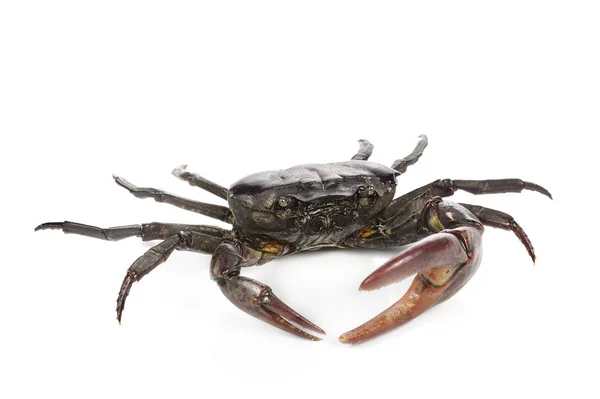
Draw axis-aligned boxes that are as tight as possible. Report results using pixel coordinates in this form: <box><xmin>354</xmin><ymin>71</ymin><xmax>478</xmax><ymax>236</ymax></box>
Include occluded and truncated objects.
<box><xmin>358</xmin><ymin>185</ymin><xmax>374</xmax><ymax>194</ymax></box>
<box><xmin>275</xmin><ymin>197</ymin><xmax>295</xmax><ymax>219</ymax></box>
<box><xmin>278</xmin><ymin>197</ymin><xmax>289</xmax><ymax>208</ymax></box>
<box><xmin>358</xmin><ymin>185</ymin><xmax>379</xmax><ymax>207</ymax></box>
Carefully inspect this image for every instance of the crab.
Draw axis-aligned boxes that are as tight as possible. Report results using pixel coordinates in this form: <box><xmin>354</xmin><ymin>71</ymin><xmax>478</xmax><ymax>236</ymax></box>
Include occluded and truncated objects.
<box><xmin>35</xmin><ymin>136</ymin><xmax>551</xmax><ymax>343</ymax></box>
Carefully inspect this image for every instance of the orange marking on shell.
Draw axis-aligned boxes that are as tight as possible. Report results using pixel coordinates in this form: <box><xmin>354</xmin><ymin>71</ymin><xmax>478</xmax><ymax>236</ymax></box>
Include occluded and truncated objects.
<box><xmin>360</xmin><ymin>229</ymin><xmax>377</xmax><ymax>239</ymax></box>
<box><xmin>261</xmin><ymin>242</ymin><xmax>285</xmax><ymax>254</ymax></box>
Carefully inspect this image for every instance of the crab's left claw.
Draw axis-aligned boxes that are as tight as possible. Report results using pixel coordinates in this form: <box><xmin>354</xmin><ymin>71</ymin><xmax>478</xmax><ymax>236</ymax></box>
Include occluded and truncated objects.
<box><xmin>339</xmin><ymin>225</ymin><xmax>483</xmax><ymax>344</ymax></box>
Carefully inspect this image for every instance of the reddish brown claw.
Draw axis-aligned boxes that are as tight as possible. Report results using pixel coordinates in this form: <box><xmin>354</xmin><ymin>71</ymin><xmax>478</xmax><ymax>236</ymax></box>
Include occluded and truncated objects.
<box><xmin>359</xmin><ymin>232</ymin><xmax>469</xmax><ymax>292</ymax></box>
<box><xmin>261</xmin><ymin>290</ymin><xmax>326</xmax><ymax>335</ymax></box>
<box><xmin>220</xmin><ymin>275</ymin><xmax>325</xmax><ymax>341</ymax></box>
<box><xmin>340</xmin><ymin>226</ymin><xmax>483</xmax><ymax>344</ymax></box>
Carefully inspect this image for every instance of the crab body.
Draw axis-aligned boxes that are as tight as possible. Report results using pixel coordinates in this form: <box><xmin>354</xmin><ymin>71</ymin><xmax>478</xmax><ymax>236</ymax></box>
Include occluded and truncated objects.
<box><xmin>228</xmin><ymin>161</ymin><xmax>397</xmax><ymax>250</ymax></box>
<box><xmin>36</xmin><ymin>136</ymin><xmax>551</xmax><ymax>343</ymax></box>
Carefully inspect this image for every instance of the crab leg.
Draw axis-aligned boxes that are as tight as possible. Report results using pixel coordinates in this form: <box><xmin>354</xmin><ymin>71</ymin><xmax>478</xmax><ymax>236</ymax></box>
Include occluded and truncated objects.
<box><xmin>116</xmin><ymin>230</ymin><xmax>221</xmax><ymax>322</ymax></box>
<box><xmin>391</xmin><ymin>134</ymin><xmax>428</xmax><ymax>173</ymax></box>
<box><xmin>340</xmin><ymin>224</ymin><xmax>483</xmax><ymax>344</ymax></box>
<box><xmin>114</xmin><ymin>175</ymin><xmax>234</xmax><ymax>223</ymax></box>
<box><xmin>210</xmin><ymin>240</ymin><xmax>325</xmax><ymax>341</ymax></box>
<box><xmin>396</xmin><ymin>178</ymin><xmax>551</xmax><ymax>205</ymax></box>
<box><xmin>383</xmin><ymin>178</ymin><xmax>551</xmax><ymax>221</ymax></box>
<box><xmin>35</xmin><ymin>221</ymin><xmax>227</xmax><ymax>243</ymax></box>
<box><xmin>459</xmin><ymin>203</ymin><xmax>536</xmax><ymax>262</ymax></box>
<box><xmin>351</xmin><ymin>139</ymin><xmax>374</xmax><ymax>161</ymax></box>
<box><xmin>171</xmin><ymin>165</ymin><xmax>229</xmax><ymax>200</ymax></box>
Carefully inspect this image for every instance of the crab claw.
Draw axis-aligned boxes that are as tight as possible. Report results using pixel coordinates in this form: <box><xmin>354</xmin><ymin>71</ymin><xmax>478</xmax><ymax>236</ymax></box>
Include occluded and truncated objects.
<box><xmin>339</xmin><ymin>225</ymin><xmax>483</xmax><ymax>344</ymax></box>
<box><xmin>220</xmin><ymin>276</ymin><xmax>325</xmax><ymax>341</ymax></box>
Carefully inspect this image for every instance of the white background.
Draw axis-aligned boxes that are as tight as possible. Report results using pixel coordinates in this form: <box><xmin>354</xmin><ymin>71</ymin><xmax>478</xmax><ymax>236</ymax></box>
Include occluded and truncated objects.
<box><xmin>1</xmin><ymin>1</ymin><xmax>598</xmax><ymax>398</ymax></box>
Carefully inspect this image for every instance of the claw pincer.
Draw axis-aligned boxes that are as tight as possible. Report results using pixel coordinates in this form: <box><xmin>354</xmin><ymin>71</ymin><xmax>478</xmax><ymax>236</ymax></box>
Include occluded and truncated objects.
<box><xmin>340</xmin><ymin>222</ymin><xmax>483</xmax><ymax>344</ymax></box>
<box><xmin>211</xmin><ymin>240</ymin><xmax>325</xmax><ymax>340</ymax></box>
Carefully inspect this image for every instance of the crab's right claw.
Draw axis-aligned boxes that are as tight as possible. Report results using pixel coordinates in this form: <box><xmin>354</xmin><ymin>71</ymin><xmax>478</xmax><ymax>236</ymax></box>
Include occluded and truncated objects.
<box><xmin>339</xmin><ymin>225</ymin><xmax>483</xmax><ymax>344</ymax></box>
<box><xmin>219</xmin><ymin>276</ymin><xmax>325</xmax><ymax>341</ymax></box>
<box><xmin>210</xmin><ymin>240</ymin><xmax>325</xmax><ymax>341</ymax></box>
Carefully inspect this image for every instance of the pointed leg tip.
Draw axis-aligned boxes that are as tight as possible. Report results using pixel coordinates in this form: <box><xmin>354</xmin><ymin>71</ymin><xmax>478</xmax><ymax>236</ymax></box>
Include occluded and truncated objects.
<box><xmin>527</xmin><ymin>182</ymin><xmax>552</xmax><ymax>199</ymax></box>
<box><xmin>113</xmin><ymin>175</ymin><xmax>129</xmax><ymax>186</ymax></box>
<box><xmin>113</xmin><ymin>174</ymin><xmax>124</xmax><ymax>186</ymax></box>
<box><xmin>113</xmin><ymin>175</ymin><xmax>134</xmax><ymax>190</ymax></box>
<box><xmin>525</xmin><ymin>248</ymin><xmax>536</xmax><ymax>264</ymax></box>
<box><xmin>35</xmin><ymin>222</ymin><xmax>61</xmax><ymax>232</ymax></box>
<box><xmin>172</xmin><ymin>164</ymin><xmax>188</xmax><ymax>176</ymax></box>
<box><xmin>538</xmin><ymin>185</ymin><xmax>552</xmax><ymax>200</ymax></box>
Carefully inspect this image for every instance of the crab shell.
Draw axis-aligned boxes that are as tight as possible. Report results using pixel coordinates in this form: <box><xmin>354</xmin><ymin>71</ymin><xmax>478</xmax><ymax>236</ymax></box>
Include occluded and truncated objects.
<box><xmin>227</xmin><ymin>161</ymin><xmax>397</xmax><ymax>244</ymax></box>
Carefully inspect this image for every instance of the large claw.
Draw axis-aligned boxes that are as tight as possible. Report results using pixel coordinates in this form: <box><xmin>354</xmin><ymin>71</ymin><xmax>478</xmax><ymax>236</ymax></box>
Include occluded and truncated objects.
<box><xmin>211</xmin><ymin>240</ymin><xmax>325</xmax><ymax>341</ymax></box>
<box><xmin>220</xmin><ymin>276</ymin><xmax>325</xmax><ymax>341</ymax></box>
<box><xmin>339</xmin><ymin>226</ymin><xmax>483</xmax><ymax>344</ymax></box>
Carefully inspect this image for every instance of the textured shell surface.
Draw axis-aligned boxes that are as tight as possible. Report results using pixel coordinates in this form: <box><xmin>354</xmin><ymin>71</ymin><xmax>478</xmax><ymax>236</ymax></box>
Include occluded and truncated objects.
<box><xmin>229</xmin><ymin>161</ymin><xmax>398</xmax><ymax>202</ymax></box>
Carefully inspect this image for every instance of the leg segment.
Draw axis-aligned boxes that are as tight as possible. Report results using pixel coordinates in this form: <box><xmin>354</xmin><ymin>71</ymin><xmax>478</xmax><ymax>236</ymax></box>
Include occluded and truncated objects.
<box><xmin>391</xmin><ymin>134</ymin><xmax>428</xmax><ymax>173</ymax></box>
<box><xmin>116</xmin><ymin>230</ymin><xmax>221</xmax><ymax>322</ymax></box>
<box><xmin>351</xmin><ymin>139</ymin><xmax>374</xmax><ymax>161</ymax></box>
<box><xmin>450</xmin><ymin>178</ymin><xmax>552</xmax><ymax>197</ymax></box>
<box><xmin>403</xmin><ymin>178</ymin><xmax>551</xmax><ymax>202</ymax></box>
<box><xmin>35</xmin><ymin>221</ymin><xmax>228</xmax><ymax>243</ymax></box>
<box><xmin>113</xmin><ymin>175</ymin><xmax>233</xmax><ymax>223</ymax></box>
<box><xmin>210</xmin><ymin>239</ymin><xmax>325</xmax><ymax>341</ymax></box>
<box><xmin>340</xmin><ymin>199</ymin><xmax>484</xmax><ymax>344</ymax></box>
<box><xmin>172</xmin><ymin>165</ymin><xmax>228</xmax><ymax>200</ymax></box>
<box><xmin>460</xmin><ymin>203</ymin><xmax>536</xmax><ymax>263</ymax></box>
<box><xmin>383</xmin><ymin>177</ymin><xmax>551</xmax><ymax>220</ymax></box>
